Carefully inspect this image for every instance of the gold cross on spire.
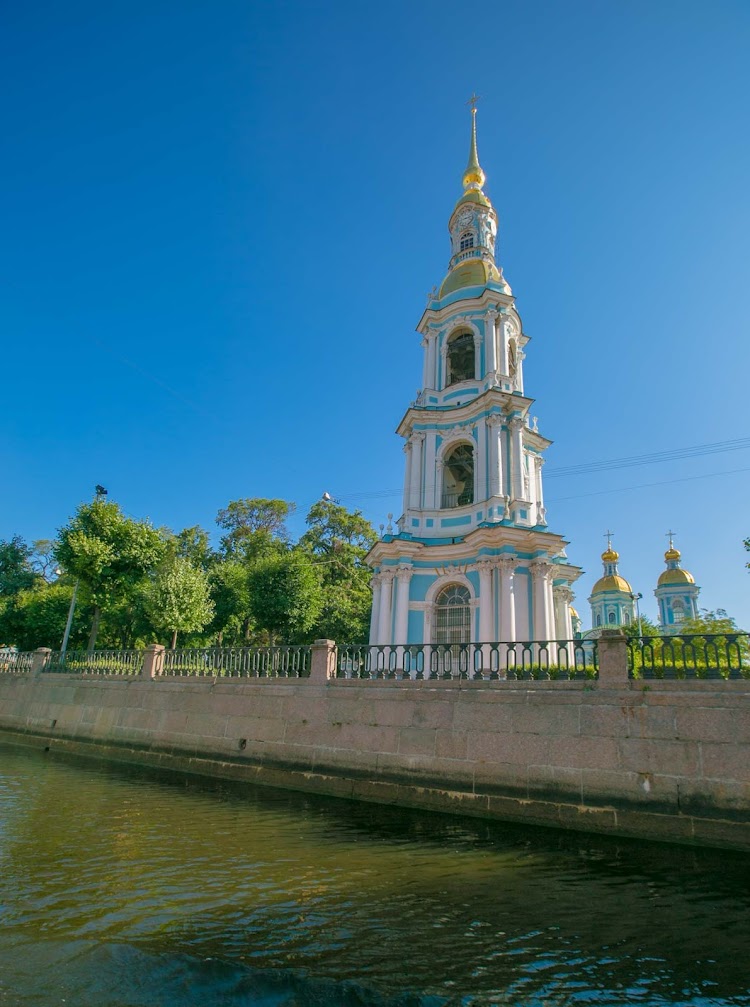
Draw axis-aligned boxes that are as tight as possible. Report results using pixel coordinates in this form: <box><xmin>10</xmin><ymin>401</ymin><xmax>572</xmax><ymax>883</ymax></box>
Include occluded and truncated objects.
<box><xmin>604</xmin><ymin>529</ymin><xmax>615</xmax><ymax>550</ymax></box>
<box><xmin>466</xmin><ymin>92</ymin><xmax>481</xmax><ymax>112</ymax></box>
<box><xmin>666</xmin><ymin>529</ymin><xmax>676</xmax><ymax>548</ymax></box>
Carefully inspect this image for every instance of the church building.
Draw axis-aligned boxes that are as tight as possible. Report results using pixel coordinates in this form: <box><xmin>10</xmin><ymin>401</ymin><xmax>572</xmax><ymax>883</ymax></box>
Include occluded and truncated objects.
<box><xmin>366</xmin><ymin>105</ymin><xmax>581</xmax><ymax>648</ymax></box>
<box><xmin>655</xmin><ymin>535</ymin><xmax>700</xmax><ymax>629</ymax></box>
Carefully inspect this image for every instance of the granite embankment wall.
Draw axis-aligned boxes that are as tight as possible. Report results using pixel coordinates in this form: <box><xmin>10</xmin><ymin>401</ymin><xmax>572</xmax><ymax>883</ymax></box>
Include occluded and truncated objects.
<box><xmin>0</xmin><ymin>641</ymin><xmax>748</xmax><ymax>851</ymax></box>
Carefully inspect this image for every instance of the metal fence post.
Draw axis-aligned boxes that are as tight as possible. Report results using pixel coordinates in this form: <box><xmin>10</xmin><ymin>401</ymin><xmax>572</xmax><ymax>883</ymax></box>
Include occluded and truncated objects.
<box><xmin>141</xmin><ymin>644</ymin><xmax>165</xmax><ymax>679</ymax></box>
<box><xmin>309</xmin><ymin>640</ymin><xmax>337</xmax><ymax>682</ymax></box>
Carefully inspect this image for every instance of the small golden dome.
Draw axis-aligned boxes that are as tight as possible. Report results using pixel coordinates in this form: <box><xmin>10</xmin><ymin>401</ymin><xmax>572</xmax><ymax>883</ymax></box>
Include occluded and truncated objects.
<box><xmin>657</xmin><ymin>568</ymin><xmax>695</xmax><ymax>587</ymax></box>
<box><xmin>601</xmin><ymin>547</ymin><xmax>619</xmax><ymax>563</ymax></box>
<box><xmin>569</xmin><ymin>606</ymin><xmax>579</xmax><ymax>618</ymax></box>
<box><xmin>591</xmin><ymin>574</ymin><xmax>633</xmax><ymax>595</ymax></box>
<box><xmin>454</xmin><ymin>189</ymin><xmax>492</xmax><ymax>210</ymax></box>
<box><xmin>664</xmin><ymin>546</ymin><xmax>681</xmax><ymax>562</ymax></box>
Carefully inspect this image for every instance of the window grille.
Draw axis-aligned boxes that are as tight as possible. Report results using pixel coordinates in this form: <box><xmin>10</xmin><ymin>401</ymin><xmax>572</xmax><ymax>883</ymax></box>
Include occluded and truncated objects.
<box><xmin>459</xmin><ymin>231</ymin><xmax>474</xmax><ymax>251</ymax></box>
<box><xmin>434</xmin><ymin>584</ymin><xmax>471</xmax><ymax>647</ymax></box>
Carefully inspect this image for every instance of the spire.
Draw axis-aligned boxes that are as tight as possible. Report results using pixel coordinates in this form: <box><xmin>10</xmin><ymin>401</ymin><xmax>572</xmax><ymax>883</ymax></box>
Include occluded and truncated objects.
<box><xmin>664</xmin><ymin>529</ymin><xmax>681</xmax><ymax>562</ymax></box>
<box><xmin>462</xmin><ymin>94</ymin><xmax>486</xmax><ymax>191</ymax></box>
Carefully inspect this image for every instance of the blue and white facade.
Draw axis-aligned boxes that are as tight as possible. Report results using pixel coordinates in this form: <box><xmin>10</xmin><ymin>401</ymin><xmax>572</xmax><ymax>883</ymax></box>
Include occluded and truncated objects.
<box><xmin>587</xmin><ymin>544</ymin><xmax>636</xmax><ymax>630</ymax></box>
<box><xmin>655</xmin><ymin>538</ymin><xmax>700</xmax><ymax>629</ymax></box>
<box><xmin>367</xmin><ymin>109</ymin><xmax>581</xmax><ymax>647</ymax></box>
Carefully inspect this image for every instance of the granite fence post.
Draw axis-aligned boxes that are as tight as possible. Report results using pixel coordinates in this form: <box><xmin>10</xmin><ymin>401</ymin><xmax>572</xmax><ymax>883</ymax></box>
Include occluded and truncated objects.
<box><xmin>597</xmin><ymin>629</ymin><xmax>628</xmax><ymax>685</ymax></box>
<box><xmin>141</xmin><ymin>644</ymin><xmax>165</xmax><ymax>678</ymax></box>
<box><xmin>309</xmin><ymin>639</ymin><xmax>337</xmax><ymax>682</ymax></box>
<box><xmin>30</xmin><ymin>647</ymin><xmax>51</xmax><ymax>677</ymax></box>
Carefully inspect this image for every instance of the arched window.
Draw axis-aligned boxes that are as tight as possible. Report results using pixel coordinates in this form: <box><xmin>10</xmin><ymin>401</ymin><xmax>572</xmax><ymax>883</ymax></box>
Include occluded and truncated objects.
<box><xmin>434</xmin><ymin>583</ymin><xmax>471</xmax><ymax>646</ymax></box>
<box><xmin>442</xmin><ymin>443</ymin><xmax>474</xmax><ymax>509</ymax></box>
<box><xmin>508</xmin><ymin>339</ymin><xmax>518</xmax><ymax>383</ymax></box>
<box><xmin>672</xmin><ymin>599</ymin><xmax>685</xmax><ymax>624</ymax></box>
<box><xmin>608</xmin><ymin>611</ymin><xmax>617</xmax><ymax>624</ymax></box>
<box><xmin>624</xmin><ymin>612</ymin><xmax>631</xmax><ymax>625</ymax></box>
<box><xmin>446</xmin><ymin>331</ymin><xmax>475</xmax><ymax>386</ymax></box>
<box><xmin>459</xmin><ymin>231</ymin><xmax>474</xmax><ymax>251</ymax></box>
<box><xmin>596</xmin><ymin>615</ymin><xmax>602</xmax><ymax>627</ymax></box>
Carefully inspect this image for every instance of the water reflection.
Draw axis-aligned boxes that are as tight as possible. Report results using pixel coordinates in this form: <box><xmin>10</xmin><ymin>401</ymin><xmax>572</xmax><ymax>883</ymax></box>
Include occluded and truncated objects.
<box><xmin>0</xmin><ymin>742</ymin><xmax>748</xmax><ymax>1006</ymax></box>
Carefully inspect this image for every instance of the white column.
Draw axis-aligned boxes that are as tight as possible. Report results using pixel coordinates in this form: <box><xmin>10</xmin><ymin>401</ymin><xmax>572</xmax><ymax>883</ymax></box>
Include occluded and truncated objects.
<box><xmin>427</xmin><ymin>334</ymin><xmax>437</xmax><ymax>390</ymax></box>
<box><xmin>424</xmin><ymin>432</ymin><xmax>437</xmax><ymax>508</ymax></box>
<box><xmin>531</xmin><ymin>561</ymin><xmax>552</xmax><ymax>642</ymax></box>
<box><xmin>485</xmin><ymin>310</ymin><xmax>498</xmax><ymax>376</ymax></box>
<box><xmin>516</xmin><ymin>349</ymin><xmax>525</xmax><ymax>394</ymax></box>
<box><xmin>498</xmin><ymin>557</ymin><xmax>516</xmax><ymax>642</ymax></box>
<box><xmin>439</xmin><ymin>344</ymin><xmax>448</xmax><ymax>391</ymax></box>
<box><xmin>473</xmin><ymin>332</ymin><xmax>482</xmax><ymax>380</ymax></box>
<box><xmin>498</xmin><ymin>319</ymin><xmax>510</xmax><ymax>376</ymax></box>
<box><xmin>510</xmin><ymin>418</ymin><xmax>525</xmax><ymax>502</ymax></box>
<box><xmin>477</xmin><ymin>561</ymin><xmax>493</xmax><ymax>642</ymax></box>
<box><xmin>394</xmin><ymin>566</ymin><xmax>412</xmax><ymax>646</ymax></box>
<box><xmin>475</xmin><ymin>423</ymin><xmax>486</xmax><ymax>503</ymax></box>
<box><xmin>402</xmin><ymin>442</ymin><xmax>412</xmax><ymax>516</ymax></box>
<box><xmin>554</xmin><ymin>585</ymin><xmax>574</xmax><ymax>641</ymax></box>
<box><xmin>369</xmin><ymin>576</ymin><xmax>382</xmax><ymax>646</ymax></box>
<box><xmin>421</xmin><ymin>336</ymin><xmax>429</xmax><ymax>390</ymax></box>
<box><xmin>487</xmin><ymin>416</ymin><xmax>502</xmax><ymax>499</ymax></box>
<box><xmin>534</xmin><ymin>456</ymin><xmax>546</xmax><ymax>524</ymax></box>
<box><xmin>409</xmin><ymin>433</ymin><xmax>424</xmax><ymax>509</ymax></box>
<box><xmin>376</xmin><ymin>572</ymin><xmax>394</xmax><ymax>645</ymax></box>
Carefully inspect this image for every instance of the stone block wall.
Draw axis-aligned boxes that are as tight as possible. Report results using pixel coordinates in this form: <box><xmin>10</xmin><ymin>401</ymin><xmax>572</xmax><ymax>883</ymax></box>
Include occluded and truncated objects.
<box><xmin>0</xmin><ymin>668</ymin><xmax>748</xmax><ymax>850</ymax></box>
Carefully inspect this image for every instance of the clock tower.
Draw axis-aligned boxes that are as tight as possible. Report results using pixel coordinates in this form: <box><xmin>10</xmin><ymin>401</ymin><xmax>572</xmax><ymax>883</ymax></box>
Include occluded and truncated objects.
<box><xmin>366</xmin><ymin>105</ymin><xmax>581</xmax><ymax>651</ymax></box>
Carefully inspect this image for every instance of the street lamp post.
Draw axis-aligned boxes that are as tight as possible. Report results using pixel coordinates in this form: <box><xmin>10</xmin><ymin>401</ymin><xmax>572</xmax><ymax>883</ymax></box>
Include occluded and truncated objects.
<box><xmin>631</xmin><ymin>592</ymin><xmax>643</xmax><ymax>640</ymax></box>
<box><xmin>60</xmin><ymin>578</ymin><xmax>79</xmax><ymax>658</ymax></box>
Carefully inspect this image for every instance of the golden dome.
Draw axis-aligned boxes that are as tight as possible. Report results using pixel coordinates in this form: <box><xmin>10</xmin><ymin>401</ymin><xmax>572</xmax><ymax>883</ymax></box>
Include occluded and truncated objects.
<box><xmin>664</xmin><ymin>546</ymin><xmax>681</xmax><ymax>562</ymax></box>
<box><xmin>657</xmin><ymin>568</ymin><xmax>695</xmax><ymax>587</ymax></box>
<box><xmin>439</xmin><ymin>258</ymin><xmax>502</xmax><ymax>298</ymax></box>
<box><xmin>454</xmin><ymin>189</ymin><xmax>492</xmax><ymax>210</ymax></box>
<box><xmin>601</xmin><ymin>547</ymin><xmax>619</xmax><ymax>562</ymax></box>
<box><xmin>591</xmin><ymin>574</ymin><xmax>633</xmax><ymax>595</ymax></box>
<box><xmin>569</xmin><ymin>606</ymin><xmax>579</xmax><ymax>619</ymax></box>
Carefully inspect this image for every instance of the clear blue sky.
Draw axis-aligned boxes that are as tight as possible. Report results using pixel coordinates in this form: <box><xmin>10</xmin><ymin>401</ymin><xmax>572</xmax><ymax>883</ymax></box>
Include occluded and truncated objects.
<box><xmin>2</xmin><ymin>0</ymin><xmax>749</xmax><ymax>628</ymax></box>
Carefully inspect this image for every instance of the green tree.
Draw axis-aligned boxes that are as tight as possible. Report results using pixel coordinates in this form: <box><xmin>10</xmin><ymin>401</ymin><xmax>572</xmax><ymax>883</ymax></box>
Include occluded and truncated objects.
<box><xmin>0</xmin><ymin>536</ymin><xmax>37</xmax><ymax>596</ymax></box>
<box><xmin>173</xmin><ymin>526</ymin><xmax>215</xmax><ymax>571</ymax></box>
<box><xmin>216</xmin><ymin>498</ymin><xmax>294</xmax><ymax>561</ymax></box>
<box><xmin>300</xmin><ymin>500</ymin><xmax>377</xmax><ymax>643</ymax></box>
<box><xmin>208</xmin><ymin>560</ymin><xmax>253</xmax><ymax>645</ymax></box>
<box><xmin>145</xmin><ymin>556</ymin><xmax>215</xmax><ymax>649</ymax></box>
<box><xmin>247</xmin><ymin>550</ymin><xmax>322</xmax><ymax>646</ymax></box>
<box><xmin>0</xmin><ymin>581</ymin><xmax>87</xmax><ymax>652</ymax></box>
<box><xmin>30</xmin><ymin>539</ymin><xmax>57</xmax><ymax>582</ymax></box>
<box><xmin>54</xmin><ymin>498</ymin><xmax>165</xmax><ymax>651</ymax></box>
<box><xmin>621</xmin><ymin>614</ymin><xmax>659</xmax><ymax>640</ymax></box>
<box><xmin>681</xmin><ymin>608</ymin><xmax>743</xmax><ymax>635</ymax></box>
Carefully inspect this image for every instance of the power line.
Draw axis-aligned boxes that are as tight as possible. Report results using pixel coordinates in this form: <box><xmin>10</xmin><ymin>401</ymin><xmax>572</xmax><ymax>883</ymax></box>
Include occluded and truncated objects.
<box><xmin>550</xmin><ymin>465</ymin><xmax>750</xmax><ymax>503</ymax></box>
<box><xmin>337</xmin><ymin>435</ymin><xmax>750</xmax><ymax>502</ymax></box>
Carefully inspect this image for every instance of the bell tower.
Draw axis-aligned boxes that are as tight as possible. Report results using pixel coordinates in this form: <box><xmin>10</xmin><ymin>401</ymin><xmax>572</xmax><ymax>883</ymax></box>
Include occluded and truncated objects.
<box><xmin>367</xmin><ymin>103</ymin><xmax>581</xmax><ymax>648</ymax></box>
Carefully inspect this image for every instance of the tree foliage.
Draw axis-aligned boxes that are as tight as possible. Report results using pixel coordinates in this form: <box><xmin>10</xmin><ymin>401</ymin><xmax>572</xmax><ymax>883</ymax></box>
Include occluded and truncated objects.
<box><xmin>216</xmin><ymin>498</ymin><xmax>293</xmax><ymax>561</ymax></box>
<box><xmin>0</xmin><ymin>537</ymin><xmax>37</xmax><ymax>596</ymax></box>
<box><xmin>54</xmin><ymin>499</ymin><xmax>165</xmax><ymax>650</ymax></box>
<box><xmin>247</xmin><ymin>550</ymin><xmax>322</xmax><ymax>645</ymax></box>
<box><xmin>300</xmin><ymin>500</ymin><xmax>377</xmax><ymax>643</ymax></box>
<box><xmin>145</xmin><ymin>557</ymin><xmax>215</xmax><ymax>649</ymax></box>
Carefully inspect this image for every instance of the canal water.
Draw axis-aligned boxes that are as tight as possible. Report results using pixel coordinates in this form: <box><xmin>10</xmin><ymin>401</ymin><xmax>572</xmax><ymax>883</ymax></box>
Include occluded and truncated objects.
<box><xmin>0</xmin><ymin>742</ymin><xmax>748</xmax><ymax>1007</ymax></box>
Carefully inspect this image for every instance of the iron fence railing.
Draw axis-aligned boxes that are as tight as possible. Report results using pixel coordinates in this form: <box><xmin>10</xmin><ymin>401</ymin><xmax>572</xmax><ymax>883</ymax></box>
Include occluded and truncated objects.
<box><xmin>0</xmin><ymin>651</ymin><xmax>34</xmax><ymax>674</ymax></box>
<box><xmin>627</xmin><ymin>634</ymin><xmax>750</xmax><ymax>679</ymax></box>
<box><xmin>46</xmin><ymin>650</ymin><xmax>145</xmax><ymax>675</ymax></box>
<box><xmin>337</xmin><ymin>640</ymin><xmax>598</xmax><ymax>681</ymax></box>
<box><xmin>159</xmin><ymin>646</ymin><xmax>311</xmax><ymax>678</ymax></box>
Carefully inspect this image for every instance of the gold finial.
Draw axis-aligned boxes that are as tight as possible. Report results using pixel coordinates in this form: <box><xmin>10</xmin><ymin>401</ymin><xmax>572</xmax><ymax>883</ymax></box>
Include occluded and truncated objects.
<box><xmin>665</xmin><ymin>529</ymin><xmax>681</xmax><ymax>562</ymax></box>
<box><xmin>462</xmin><ymin>93</ymin><xmax>486</xmax><ymax>191</ymax></box>
<box><xmin>602</xmin><ymin>529</ymin><xmax>619</xmax><ymax>562</ymax></box>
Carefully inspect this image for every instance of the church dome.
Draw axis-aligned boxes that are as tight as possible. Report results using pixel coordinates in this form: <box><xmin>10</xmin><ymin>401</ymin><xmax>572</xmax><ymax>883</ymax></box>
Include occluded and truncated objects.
<box><xmin>601</xmin><ymin>547</ymin><xmax>619</xmax><ymax>563</ymax></box>
<box><xmin>657</xmin><ymin>568</ymin><xmax>695</xmax><ymax>586</ymax></box>
<box><xmin>439</xmin><ymin>259</ymin><xmax>503</xmax><ymax>298</ymax></box>
<box><xmin>591</xmin><ymin>574</ymin><xmax>633</xmax><ymax>595</ymax></box>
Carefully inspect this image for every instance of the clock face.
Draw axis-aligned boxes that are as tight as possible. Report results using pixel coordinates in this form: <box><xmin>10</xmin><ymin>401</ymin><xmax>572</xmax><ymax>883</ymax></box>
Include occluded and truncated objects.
<box><xmin>457</xmin><ymin>209</ymin><xmax>472</xmax><ymax>227</ymax></box>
